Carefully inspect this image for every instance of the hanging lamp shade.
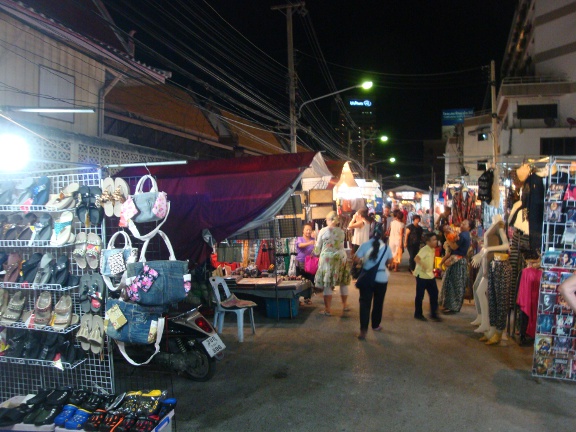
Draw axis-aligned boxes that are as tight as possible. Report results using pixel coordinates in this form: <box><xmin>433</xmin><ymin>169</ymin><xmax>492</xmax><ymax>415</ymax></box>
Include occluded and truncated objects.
<box><xmin>333</xmin><ymin>162</ymin><xmax>361</xmax><ymax>199</ymax></box>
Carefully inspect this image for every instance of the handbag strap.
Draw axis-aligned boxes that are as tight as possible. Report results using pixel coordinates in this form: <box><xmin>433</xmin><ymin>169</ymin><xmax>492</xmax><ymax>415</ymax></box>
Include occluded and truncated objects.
<box><xmin>138</xmin><ymin>230</ymin><xmax>177</xmax><ymax>262</ymax></box>
<box><xmin>128</xmin><ymin>200</ymin><xmax>170</xmax><ymax>241</ymax></box>
<box><xmin>366</xmin><ymin>244</ymin><xmax>387</xmax><ymax>271</ymax></box>
<box><xmin>102</xmin><ymin>271</ymin><xmax>125</xmax><ymax>292</ymax></box>
<box><xmin>134</xmin><ymin>175</ymin><xmax>158</xmax><ymax>195</ymax></box>
<box><xmin>107</xmin><ymin>230</ymin><xmax>132</xmax><ymax>250</ymax></box>
<box><xmin>114</xmin><ymin>317</ymin><xmax>165</xmax><ymax>366</ymax></box>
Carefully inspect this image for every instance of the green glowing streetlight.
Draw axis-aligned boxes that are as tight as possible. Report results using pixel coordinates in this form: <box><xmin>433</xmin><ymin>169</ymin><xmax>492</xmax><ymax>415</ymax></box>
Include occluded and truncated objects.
<box><xmin>361</xmin><ymin>81</ymin><xmax>373</xmax><ymax>90</ymax></box>
<box><xmin>380</xmin><ymin>135</ymin><xmax>389</xmax><ymax>142</ymax></box>
<box><xmin>389</xmin><ymin>157</ymin><xmax>396</xmax><ymax>163</ymax></box>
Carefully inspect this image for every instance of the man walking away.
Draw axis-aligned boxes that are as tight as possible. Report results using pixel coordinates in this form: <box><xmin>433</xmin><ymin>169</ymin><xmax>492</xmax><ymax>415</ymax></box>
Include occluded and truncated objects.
<box><xmin>404</xmin><ymin>215</ymin><xmax>423</xmax><ymax>273</ymax></box>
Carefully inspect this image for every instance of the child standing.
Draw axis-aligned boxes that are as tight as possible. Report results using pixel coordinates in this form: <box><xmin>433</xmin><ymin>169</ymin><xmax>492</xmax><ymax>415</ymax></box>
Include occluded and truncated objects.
<box><xmin>413</xmin><ymin>232</ymin><xmax>442</xmax><ymax>322</ymax></box>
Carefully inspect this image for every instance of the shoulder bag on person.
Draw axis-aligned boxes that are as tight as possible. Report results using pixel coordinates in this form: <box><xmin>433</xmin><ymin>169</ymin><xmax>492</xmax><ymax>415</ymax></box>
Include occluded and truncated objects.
<box><xmin>355</xmin><ymin>245</ymin><xmax>387</xmax><ymax>290</ymax></box>
<box><xmin>304</xmin><ymin>255</ymin><xmax>319</xmax><ymax>275</ymax></box>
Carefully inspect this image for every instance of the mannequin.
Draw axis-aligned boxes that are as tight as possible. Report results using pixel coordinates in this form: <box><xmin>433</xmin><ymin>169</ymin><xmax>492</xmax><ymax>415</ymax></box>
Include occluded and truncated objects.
<box><xmin>471</xmin><ymin>214</ymin><xmax>510</xmax><ymax>344</ymax></box>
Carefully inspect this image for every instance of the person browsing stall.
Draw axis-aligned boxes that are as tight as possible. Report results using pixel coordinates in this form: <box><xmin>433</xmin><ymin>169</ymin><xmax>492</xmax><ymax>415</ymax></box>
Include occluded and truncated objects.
<box><xmin>354</xmin><ymin>224</ymin><xmax>393</xmax><ymax>340</ymax></box>
<box><xmin>314</xmin><ymin>211</ymin><xmax>351</xmax><ymax>316</ymax></box>
<box><xmin>348</xmin><ymin>209</ymin><xmax>373</xmax><ymax>254</ymax></box>
<box><xmin>413</xmin><ymin>232</ymin><xmax>442</xmax><ymax>322</ymax></box>
<box><xmin>295</xmin><ymin>222</ymin><xmax>316</xmax><ymax>284</ymax></box>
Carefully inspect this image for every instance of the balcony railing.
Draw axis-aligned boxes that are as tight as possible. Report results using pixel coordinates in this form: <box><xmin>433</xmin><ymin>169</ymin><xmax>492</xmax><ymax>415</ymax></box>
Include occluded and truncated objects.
<box><xmin>502</xmin><ymin>75</ymin><xmax>568</xmax><ymax>85</ymax></box>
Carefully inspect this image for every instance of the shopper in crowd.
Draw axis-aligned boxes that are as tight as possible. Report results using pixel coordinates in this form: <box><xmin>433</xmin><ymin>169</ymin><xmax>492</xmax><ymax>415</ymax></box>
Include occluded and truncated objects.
<box><xmin>348</xmin><ymin>208</ymin><xmax>373</xmax><ymax>254</ymax></box>
<box><xmin>354</xmin><ymin>223</ymin><xmax>393</xmax><ymax>340</ymax></box>
<box><xmin>439</xmin><ymin>219</ymin><xmax>473</xmax><ymax>314</ymax></box>
<box><xmin>404</xmin><ymin>215</ymin><xmax>424</xmax><ymax>273</ymax></box>
<box><xmin>559</xmin><ymin>274</ymin><xmax>576</xmax><ymax>312</ymax></box>
<box><xmin>295</xmin><ymin>222</ymin><xmax>316</xmax><ymax>287</ymax></box>
<box><xmin>382</xmin><ymin>205</ymin><xmax>394</xmax><ymax>243</ymax></box>
<box><xmin>413</xmin><ymin>232</ymin><xmax>441</xmax><ymax>322</ymax></box>
<box><xmin>421</xmin><ymin>209</ymin><xmax>431</xmax><ymax>230</ymax></box>
<box><xmin>314</xmin><ymin>211</ymin><xmax>351</xmax><ymax>316</ymax></box>
<box><xmin>388</xmin><ymin>210</ymin><xmax>405</xmax><ymax>272</ymax></box>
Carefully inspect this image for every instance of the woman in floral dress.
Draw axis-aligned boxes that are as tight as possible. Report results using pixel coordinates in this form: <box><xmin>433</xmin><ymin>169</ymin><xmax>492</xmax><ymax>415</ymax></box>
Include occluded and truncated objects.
<box><xmin>314</xmin><ymin>211</ymin><xmax>351</xmax><ymax>315</ymax></box>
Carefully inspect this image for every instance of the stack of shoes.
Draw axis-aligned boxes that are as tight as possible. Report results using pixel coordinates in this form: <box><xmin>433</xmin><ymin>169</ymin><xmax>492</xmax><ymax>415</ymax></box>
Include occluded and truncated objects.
<box><xmin>22</xmin><ymin>387</ymin><xmax>73</xmax><ymax>427</ymax></box>
<box><xmin>0</xmin><ymin>389</ymin><xmax>175</xmax><ymax>431</ymax></box>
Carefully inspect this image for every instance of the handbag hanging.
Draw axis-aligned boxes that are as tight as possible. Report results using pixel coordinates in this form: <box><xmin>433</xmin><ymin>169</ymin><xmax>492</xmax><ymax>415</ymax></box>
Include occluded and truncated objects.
<box><xmin>355</xmin><ymin>245</ymin><xmax>387</xmax><ymax>290</ymax></box>
<box><xmin>104</xmin><ymin>298</ymin><xmax>166</xmax><ymax>366</ymax></box>
<box><xmin>128</xmin><ymin>175</ymin><xmax>171</xmax><ymax>241</ymax></box>
<box><xmin>100</xmin><ymin>231</ymin><xmax>137</xmax><ymax>277</ymax></box>
<box><xmin>304</xmin><ymin>255</ymin><xmax>319</xmax><ymax>275</ymax></box>
<box><xmin>126</xmin><ymin>230</ymin><xmax>190</xmax><ymax>306</ymax></box>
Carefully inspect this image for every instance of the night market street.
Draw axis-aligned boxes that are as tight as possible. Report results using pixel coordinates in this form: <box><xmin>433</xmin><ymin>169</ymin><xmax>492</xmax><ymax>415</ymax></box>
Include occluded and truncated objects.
<box><xmin>165</xmin><ymin>258</ymin><xmax>576</xmax><ymax>432</ymax></box>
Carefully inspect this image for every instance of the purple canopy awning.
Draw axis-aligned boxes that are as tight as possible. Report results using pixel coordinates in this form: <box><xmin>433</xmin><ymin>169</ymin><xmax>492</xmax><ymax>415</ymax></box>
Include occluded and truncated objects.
<box><xmin>118</xmin><ymin>152</ymin><xmax>317</xmax><ymax>264</ymax></box>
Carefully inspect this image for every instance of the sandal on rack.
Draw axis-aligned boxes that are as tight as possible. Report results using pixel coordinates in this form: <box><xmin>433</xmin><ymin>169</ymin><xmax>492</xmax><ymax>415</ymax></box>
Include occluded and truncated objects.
<box><xmin>3</xmin><ymin>252</ymin><xmax>22</xmax><ymax>283</ymax></box>
<box><xmin>33</xmin><ymin>253</ymin><xmax>54</xmax><ymax>285</ymax></box>
<box><xmin>77</xmin><ymin>313</ymin><xmax>93</xmax><ymax>352</ymax></box>
<box><xmin>113</xmin><ymin>178</ymin><xmax>130</xmax><ymax>218</ymax></box>
<box><xmin>88</xmin><ymin>314</ymin><xmax>104</xmax><ymax>355</ymax></box>
<box><xmin>45</xmin><ymin>183</ymin><xmax>79</xmax><ymax>211</ymax></box>
<box><xmin>76</xmin><ymin>186</ymin><xmax>91</xmax><ymax>227</ymax></box>
<box><xmin>49</xmin><ymin>255</ymin><xmax>70</xmax><ymax>286</ymax></box>
<box><xmin>100</xmin><ymin>178</ymin><xmax>115</xmax><ymax>218</ymax></box>
<box><xmin>0</xmin><ymin>182</ymin><xmax>14</xmax><ymax>205</ymax></box>
<box><xmin>88</xmin><ymin>186</ymin><xmax>103</xmax><ymax>226</ymax></box>
<box><xmin>19</xmin><ymin>252</ymin><xmax>43</xmax><ymax>284</ymax></box>
<box><xmin>30</xmin><ymin>213</ymin><xmax>53</xmax><ymax>243</ymax></box>
<box><xmin>89</xmin><ymin>274</ymin><xmax>103</xmax><ymax>314</ymax></box>
<box><xmin>79</xmin><ymin>274</ymin><xmax>92</xmax><ymax>313</ymax></box>
<box><xmin>51</xmin><ymin>294</ymin><xmax>75</xmax><ymax>330</ymax></box>
<box><xmin>1</xmin><ymin>291</ymin><xmax>25</xmax><ymax>324</ymax></box>
<box><xmin>72</xmin><ymin>232</ymin><xmax>88</xmax><ymax>269</ymax></box>
<box><xmin>50</xmin><ymin>211</ymin><xmax>74</xmax><ymax>246</ymax></box>
<box><xmin>34</xmin><ymin>291</ymin><xmax>53</xmax><ymax>328</ymax></box>
<box><xmin>85</xmin><ymin>233</ymin><xmax>102</xmax><ymax>270</ymax></box>
<box><xmin>31</xmin><ymin>176</ymin><xmax>51</xmax><ymax>206</ymax></box>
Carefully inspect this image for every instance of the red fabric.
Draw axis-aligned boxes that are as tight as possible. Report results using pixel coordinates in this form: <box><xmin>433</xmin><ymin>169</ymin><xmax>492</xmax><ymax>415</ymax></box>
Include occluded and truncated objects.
<box><xmin>210</xmin><ymin>254</ymin><xmax>238</xmax><ymax>270</ymax></box>
<box><xmin>516</xmin><ymin>267</ymin><xmax>542</xmax><ymax>338</ymax></box>
<box><xmin>119</xmin><ymin>152</ymin><xmax>317</xmax><ymax>264</ymax></box>
<box><xmin>256</xmin><ymin>240</ymin><xmax>271</xmax><ymax>271</ymax></box>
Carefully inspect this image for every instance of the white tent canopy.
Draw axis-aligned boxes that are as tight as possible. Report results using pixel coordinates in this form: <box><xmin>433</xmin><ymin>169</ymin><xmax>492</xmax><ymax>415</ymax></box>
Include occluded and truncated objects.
<box><xmin>301</xmin><ymin>152</ymin><xmax>333</xmax><ymax>191</ymax></box>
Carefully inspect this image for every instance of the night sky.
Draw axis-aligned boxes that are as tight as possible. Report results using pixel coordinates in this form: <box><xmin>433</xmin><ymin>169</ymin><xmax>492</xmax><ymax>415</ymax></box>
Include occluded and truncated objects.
<box><xmin>104</xmin><ymin>0</ymin><xmax>516</xmax><ymax>180</ymax></box>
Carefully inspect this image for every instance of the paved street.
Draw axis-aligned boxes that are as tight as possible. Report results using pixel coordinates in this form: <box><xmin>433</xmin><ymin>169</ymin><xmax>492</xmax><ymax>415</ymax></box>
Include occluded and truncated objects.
<box><xmin>150</xmin><ymin>265</ymin><xmax>576</xmax><ymax>432</ymax></box>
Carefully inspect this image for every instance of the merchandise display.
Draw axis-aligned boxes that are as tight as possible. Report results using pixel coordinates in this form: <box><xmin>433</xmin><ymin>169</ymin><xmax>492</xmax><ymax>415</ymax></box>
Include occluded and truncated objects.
<box><xmin>0</xmin><ymin>388</ymin><xmax>175</xmax><ymax>431</ymax></box>
<box><xmin>532</xmin><ymin>159</ymin><xmax>576</xmax><ymax>381</ymax></box>
<box><xmin>0</xmin><ymin>171</ymin><xmax>114</xmax><ymax>404</ymax></box>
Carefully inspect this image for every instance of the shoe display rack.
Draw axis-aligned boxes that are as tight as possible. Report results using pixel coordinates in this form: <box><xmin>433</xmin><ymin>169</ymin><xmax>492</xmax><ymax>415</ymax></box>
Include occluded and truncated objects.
<box><xmin>533</xmin><ymin>157</ymin><xmax>576</xmax><ymax>381</ymax></box>
<box><xmin>0</xmin><ymin>169</ymin><xmax>114</xmax><ymax>401</ymax></box>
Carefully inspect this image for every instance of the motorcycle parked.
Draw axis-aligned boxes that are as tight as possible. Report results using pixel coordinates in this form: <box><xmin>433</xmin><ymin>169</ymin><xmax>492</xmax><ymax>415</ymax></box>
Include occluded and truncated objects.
<box><xmin>120</xmin><ymin>307</ymin><xmax>225</xmax><ymax>381</ymax></box>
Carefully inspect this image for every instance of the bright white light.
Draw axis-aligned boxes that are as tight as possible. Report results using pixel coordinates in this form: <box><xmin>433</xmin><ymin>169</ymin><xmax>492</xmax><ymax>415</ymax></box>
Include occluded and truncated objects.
<box><xmin>15</xmin><ymin>107</ymin><xmax>94</xmax><ymax>113</ymax></box>
<box><xmin>361</xmin><ymin>81</ymin><xmax>373</xmax><ymax>90</ymax></box>
<box><xmin>395</xmin><ymin>173</ymin><xmax>400</xmax><ymax>178</ymax></box>
<box><xmin>0</xmin><ymin>134</ymin><xmax>29</xmax><ymax>171</ymax></box>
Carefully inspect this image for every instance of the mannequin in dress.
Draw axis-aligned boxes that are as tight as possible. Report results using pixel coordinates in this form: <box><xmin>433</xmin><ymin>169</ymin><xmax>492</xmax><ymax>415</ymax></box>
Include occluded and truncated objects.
<box><xmin>471</xmin><ymin>214</ymin><xmax>510</xmax><ymax>343</ymax></box>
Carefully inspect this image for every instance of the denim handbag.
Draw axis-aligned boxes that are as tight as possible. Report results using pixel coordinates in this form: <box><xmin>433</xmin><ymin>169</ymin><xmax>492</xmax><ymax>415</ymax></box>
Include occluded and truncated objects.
<box><xmin>105</xmin><ymin>298</ymin><xmax>166</xmax><ymax>366</ymax></box>
<box><xmin>126</xmin><ymin>231</ymin><xmax>190</xmax><ymax>306</ymax></box>
<box><xmin>100</xmin><ymin>231</ymin><xmax>137</xmax><ymax>277</ymax></box>
<box><xmin>128</xmin><ymin>175</ymin><xmax>170</xmax><ymax>241</ymax></box>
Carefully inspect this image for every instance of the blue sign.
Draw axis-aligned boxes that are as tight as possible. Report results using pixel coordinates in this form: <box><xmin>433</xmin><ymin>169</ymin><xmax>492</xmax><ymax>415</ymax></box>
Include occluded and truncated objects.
<box><xmin>442</xmin><ymin>108</ymin><xmax>474</xmax><ymax>126</ymax></box>
<box><xmin>349</xmin><ymin>100</ymin><xmax>373</xmax><ymax>107</ymax></box>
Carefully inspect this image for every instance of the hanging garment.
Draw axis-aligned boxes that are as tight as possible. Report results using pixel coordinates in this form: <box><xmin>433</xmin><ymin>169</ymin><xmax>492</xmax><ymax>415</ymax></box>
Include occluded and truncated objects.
<box><xmin>488</xmin><ymin>260</ymin><xmax>513</xmax><ymax>331</ymax></box>
<box><xmin>521</xmin><ymin>173</ymin><xmax>545</xmax><ymax>251</ymax></box>
<box><xmin>516</xmin><ymin>267</ymin><xmax>542</xmax><ymax>338</ymax></box>
<box><xmin>256</xmin><ymin>240</ymin><xmax>271</xmax><ymax>271</ymax></box>
<box><xmin>439</xmin><ymin>258</ymin><xmax>468</xmax><ymax>312</ymax></box>
<box><xmin>478</xmin><ymin>169</ymin><xmax>494</xmax><ymax>202</ymax></box>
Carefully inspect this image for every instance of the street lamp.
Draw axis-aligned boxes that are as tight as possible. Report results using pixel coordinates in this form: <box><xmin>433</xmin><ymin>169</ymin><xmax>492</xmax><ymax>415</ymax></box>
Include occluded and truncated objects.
<box><xmin>347</xmin><ymin>134</ymin><xmax>389</xmax><ymax>171</ymax></box>
<box><xmin>297</xmin><ymin>81</ymin><xmax>373</xmax><ymax>119</ymax></box>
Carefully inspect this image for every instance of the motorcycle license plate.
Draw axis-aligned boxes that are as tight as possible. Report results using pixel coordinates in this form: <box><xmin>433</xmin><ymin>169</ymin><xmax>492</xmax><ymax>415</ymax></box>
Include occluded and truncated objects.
<box><xmin>202</xmin><ymin>335</ymin><xmax>226</xmax><ymax>357</ymax></box>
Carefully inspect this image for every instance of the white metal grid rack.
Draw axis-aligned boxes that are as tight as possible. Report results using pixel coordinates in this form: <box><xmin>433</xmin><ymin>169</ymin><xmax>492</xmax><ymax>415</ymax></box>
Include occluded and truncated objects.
<box><xmin>0</xmin><ymin>170</ymin><xmax>114</xmax><ymax>400</ymax></box>
<box><xmin>533</xmin><ymin>157</ymin><xmax>576</xmax><ymax>381</ymax></box>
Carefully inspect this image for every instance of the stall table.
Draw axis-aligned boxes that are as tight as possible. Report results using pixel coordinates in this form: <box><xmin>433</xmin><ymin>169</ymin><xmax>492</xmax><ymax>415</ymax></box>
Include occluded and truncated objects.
<box><xmin>225</xmin><ymin>277</ymin><xmax>311</xmax><ymax>318</ymax></box>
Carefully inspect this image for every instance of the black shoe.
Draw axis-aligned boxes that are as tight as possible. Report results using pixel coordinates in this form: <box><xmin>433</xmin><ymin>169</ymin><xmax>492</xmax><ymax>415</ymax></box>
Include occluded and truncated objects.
<box><xmin>442</xmin><ymin>309</ymin><xmax>457</xmax><ymax>315</ymax></box>
<box><xmin>430</xmin><ymin>315</ymin><xmax>443</xmax><ymax>322</ymax></box>
<box><xmin>414</xmin><ymin>315</ymin><xmax>428</xmax><ymax>322</ymax></box>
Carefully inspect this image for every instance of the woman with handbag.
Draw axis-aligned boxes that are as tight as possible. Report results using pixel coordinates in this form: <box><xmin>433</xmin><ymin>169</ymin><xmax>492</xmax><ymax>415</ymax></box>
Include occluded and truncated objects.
<box><xmin>313</xmin><ymin>211</ymin><xmax>351</xmax><ymax>316</ymax></box>
<box><xmin>296</xmin><ymin>223</ymin><xmax>316</xmax><ymax>282</ymax></box>
<box><xmin>353</xmin><ymin>224</ymin><xmax>393</xmax><ymax>340</ymax></box>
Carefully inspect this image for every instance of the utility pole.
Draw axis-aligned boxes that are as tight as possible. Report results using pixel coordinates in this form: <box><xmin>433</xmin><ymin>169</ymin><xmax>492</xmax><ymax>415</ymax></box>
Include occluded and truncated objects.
<box><xmin>361</xmin><ymin>128</ymin><xmax>365</xmax><ymax>172</ymax></box>
<box><xmin>272</xmin><ymin>2</ymin><xmax>305</xmax><ymax>153</ymax></box>
<box><xmin>490</xmin><ymin>60</ymin><xmax>499</xmax><ymax>164</ymax></box>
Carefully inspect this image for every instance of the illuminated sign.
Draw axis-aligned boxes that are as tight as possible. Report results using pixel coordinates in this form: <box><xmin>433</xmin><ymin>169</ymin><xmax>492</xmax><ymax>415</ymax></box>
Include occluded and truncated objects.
<box><xmin>395</xmin><ymin>191</ymin><xmax>415</xmax><ymax>200</ymax></box>
<box><xmin>349</xmin><ymin>100</ymin><xmax>372</xmax><ymax>107</ymax></box>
